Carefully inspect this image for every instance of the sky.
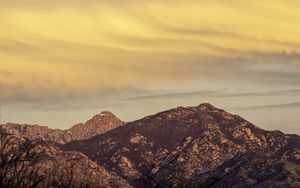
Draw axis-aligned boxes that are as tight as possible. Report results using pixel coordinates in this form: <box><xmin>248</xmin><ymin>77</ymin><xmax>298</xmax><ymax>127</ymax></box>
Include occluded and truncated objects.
<box><xmin>0</xmin><ymin>0</ymin><xmax>299</xmax><ymax>134</ymax></box>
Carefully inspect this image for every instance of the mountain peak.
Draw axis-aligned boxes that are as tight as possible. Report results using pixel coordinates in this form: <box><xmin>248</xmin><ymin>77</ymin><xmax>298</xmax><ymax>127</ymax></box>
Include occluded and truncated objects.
<box><xmin>88</xmin><ymin>111</ymin><xmax>121</xmax><ymax>124</ymax></box>
<box><xmin>169</xmin><ymin>102</ymin><xmax>219</xmax><ymax>114</ymax></box>
<box><xmin>69</xmin><ymin>111</ymin><xmax>124</xmax><ymax>140</ymax></box>
<box><xmin>98</xmin><ymin>111</ymin><xmax>115</xmax><ymax>117</ymax></box>
<box><xmin>197</xmin><ymin>102</ymin><xmax>218</xmax><ymax>109</ymax></box>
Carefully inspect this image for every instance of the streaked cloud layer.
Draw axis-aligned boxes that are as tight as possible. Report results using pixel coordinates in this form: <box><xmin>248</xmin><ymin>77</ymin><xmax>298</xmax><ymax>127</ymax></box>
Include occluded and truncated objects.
<box><xmin>235</xmin><ymin>102</ymin><xmax>300</xmax><ymax>111</ymax></box>
<box><xmin>1</xmin><ymin>0</ymin><xmax>300</xmax><ymax>101</ymax></box>
<box><xmin>0</xmin><ymin>0</ymin><xmax>300</xmax><ymax>132</ymax></box>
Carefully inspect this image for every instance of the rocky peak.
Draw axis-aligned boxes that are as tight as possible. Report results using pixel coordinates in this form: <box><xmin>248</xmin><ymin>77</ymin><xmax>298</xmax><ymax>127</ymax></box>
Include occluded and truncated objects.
<box><xmin>86</xmin><ymin>111</ymin><xmax>120</xmax><ymax>125</ymax></box>
<box><xmin>69</xmin><ymin>111</ymin><xmax>124</xmax><ymax>141</ymax></box>
<box><xmin>197</xmin><ymin>102</ymin><xmax>219</xmax><ymax>110</ymax></box>
<box><xmin>98</xmin><ymin>111</ymin><xmax>116</xmax><ymax>117</ymax></box>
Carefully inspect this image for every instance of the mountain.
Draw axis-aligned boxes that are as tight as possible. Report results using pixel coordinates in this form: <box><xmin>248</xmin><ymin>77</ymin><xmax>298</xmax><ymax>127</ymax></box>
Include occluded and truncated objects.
<box><xmin>64</xmin><ymin>103</ymin><xmax>300</xmax><ymax>187</ymax></box>
<box><xmin>1</xmin><ymin>103</ymin><xmax>299</xmax><ymax>187</ymax></box>
<box><xmin>0</xmin><ymin>111</ymin><xmax>124</xmax><ymax>144</ymax></box>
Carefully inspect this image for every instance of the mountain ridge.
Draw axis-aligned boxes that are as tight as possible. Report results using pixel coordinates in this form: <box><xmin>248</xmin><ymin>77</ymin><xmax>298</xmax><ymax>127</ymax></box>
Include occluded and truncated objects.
<box><xmin>0</xmin><ymin>110</ymin><xmax>124</xmax><ymax>144</ymax></box>
<box><xmin>64</xmin><ymin>103</ymin><xmax>300</xmax><ymax>187</ymax></box>
<box><xmin>1</xmin><ymin>103</ymin><xmax>299</xmax><ymax>187</ymax></box>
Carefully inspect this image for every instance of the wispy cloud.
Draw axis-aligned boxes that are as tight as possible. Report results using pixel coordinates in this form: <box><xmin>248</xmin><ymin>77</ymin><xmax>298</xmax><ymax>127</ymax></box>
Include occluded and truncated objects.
<box><xmin>125</xmin><ymin>90</ymin><xmax>223</xmax><ymax>100</ymax></box>
<box><xmin>234</xmin><ymin>102</ymin><xmax>300</xmax><ymax>111</ymax></box>
<box><xmin>126</xmin><ymin>89</ymin><xmax>300</xmax><ymax>101</ymax></box>
<box><xmin>1</xmin><ymin>0</ymin><xmax>300</xmax><ymax>103</ymax></box>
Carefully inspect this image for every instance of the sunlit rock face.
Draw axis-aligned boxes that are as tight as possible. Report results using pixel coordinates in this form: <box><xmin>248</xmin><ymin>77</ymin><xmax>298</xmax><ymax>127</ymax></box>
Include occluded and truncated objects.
<box><xmin>69</xmin><ymin>111</ymin><xmax>124</xmax><ymax>141</ymax></box>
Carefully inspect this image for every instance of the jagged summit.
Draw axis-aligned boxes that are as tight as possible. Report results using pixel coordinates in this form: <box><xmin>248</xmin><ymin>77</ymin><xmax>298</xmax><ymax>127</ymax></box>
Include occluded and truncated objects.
<box><xmin>163</xmin><ymin>102</ymin><xmax>220</xmax><ymax>113</ymax></box>
<box><xmin>142</xmin><ymin>102</ymin><xmax>229</xmax><ymax>126</ymax></box>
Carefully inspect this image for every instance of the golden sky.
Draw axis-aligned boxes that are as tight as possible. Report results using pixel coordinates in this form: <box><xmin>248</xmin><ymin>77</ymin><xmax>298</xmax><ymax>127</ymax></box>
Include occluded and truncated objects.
<box><xmin>0</xmin><ymin>0</ymin><xmax>300</xmax><ymax>132</ymax></box>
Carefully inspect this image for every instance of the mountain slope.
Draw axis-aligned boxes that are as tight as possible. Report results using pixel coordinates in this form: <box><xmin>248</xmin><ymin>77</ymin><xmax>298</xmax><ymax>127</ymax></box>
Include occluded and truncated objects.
<box><xmin>0</xmin><ymin>132</ymin><xmax>131</xmax><ymax>187</ymax></box>
<box><xmin>64</xmin><ymin>103</ymin><xmax>300</xmax><ymax>187</ymax></box>
<box><xmin>1</xmin><ymin>111</ymin><xmax>124</xmax><ymax>144</ymax></box>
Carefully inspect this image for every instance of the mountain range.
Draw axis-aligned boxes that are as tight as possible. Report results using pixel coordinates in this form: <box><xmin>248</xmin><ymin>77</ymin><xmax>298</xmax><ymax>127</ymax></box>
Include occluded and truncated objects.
<box><xmin>1</xmin><ymin>103</ymin><xmax>299</xmax><ymax>188</ymax></box>
<box><xmin>1</xmin><ymin>111</ymin><xmax>124</xmax><ymax>144</ymax></box>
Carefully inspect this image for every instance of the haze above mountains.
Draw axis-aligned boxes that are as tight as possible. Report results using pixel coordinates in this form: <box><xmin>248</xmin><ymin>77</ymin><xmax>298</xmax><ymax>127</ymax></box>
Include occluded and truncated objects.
<box><xmin>1</xmin><ymin>103</ymin><xmax>299</xmax><ymax>187</ymax></box>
